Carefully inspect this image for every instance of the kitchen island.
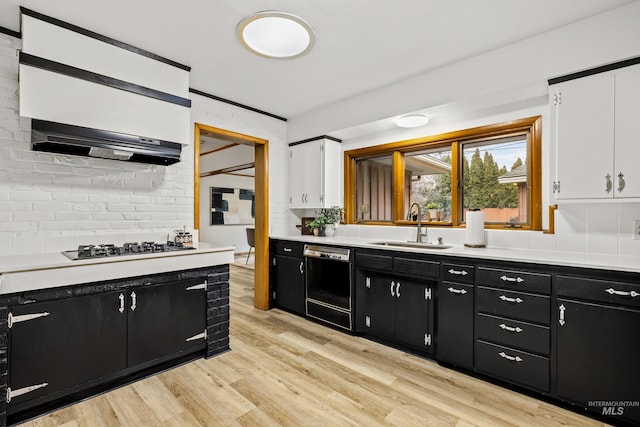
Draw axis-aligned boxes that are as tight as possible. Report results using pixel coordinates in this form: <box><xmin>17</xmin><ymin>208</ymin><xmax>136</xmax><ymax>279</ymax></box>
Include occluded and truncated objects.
<box><xmin>0</xmin><ymin>244</ymin><xmax>234</xmax><ymax>426</ymax></box>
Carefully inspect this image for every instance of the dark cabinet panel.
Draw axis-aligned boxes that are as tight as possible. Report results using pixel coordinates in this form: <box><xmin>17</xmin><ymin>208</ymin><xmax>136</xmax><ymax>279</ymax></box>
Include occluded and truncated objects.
<box><xmin>128</xmin><ymin>279</ymin><xmax>206</xmax><ymax>366</ymax></box>
<box><xmin>355</xmin><ymin>253</ymin><xmax>393</xmax><ymax>272</ymax></box>
<box><xmin>274</xmin><ymin>255</ymin><xmax>305</xmax><ymax>315</ymax></box>
<box><xmin>9</xmin><ymin>292</ymin><xmax>127</xmax><ymax>406</ymax></box>
<box><xmin>476</xmin><ymin>313</ymin><xmax>549</xmax><ymax>356</ymax></box>
<box><xmin>360</xmin><ymin>273</ymin><xmax>433</xmax><ymax>352</ymax></box>
<box><xmin>361</xmin><ymin>275</ymin><xmax>396</xmax><ymax>339</ymax></box>
<box><xmin>437</xmin><ymin>282</ymin><xmax>474</xmax><ymax>369</ymax></box>
<box><xmin>477</xmin><ymin>267</ymin><xmax>550</xmax><ymax>294</ymax></box>
<box><xmin>557</xmin><ymin>298</ymin><xmax>640</xmax><ymax>425</ymax></box>
<box><xmin>394</xmin><ymin>257</ymin><xmax>439</xmax><ymax>279</ymax></box>
<box><xmin>557</xmin><ymin>275</ymin><xmax>640</xmax><ymax>308</ymax></box>
<box><xmin>476</xmin><ymin>340</ymin><xmax>549</xmax><ymax>392</ymax></box>
<box><xmin>395</xmin><ymin>278</ymin><xmax>431</xmax><ymax>349</ymax></box>
<box><xmin>477</xmin><ymin>286</ymin><xmax>550</xmax><ymax>325</ymax></box>
<box><xmin>442</xmin><ymin>263</ymin><xmax>475</xmax><ymax>284</ymax></box>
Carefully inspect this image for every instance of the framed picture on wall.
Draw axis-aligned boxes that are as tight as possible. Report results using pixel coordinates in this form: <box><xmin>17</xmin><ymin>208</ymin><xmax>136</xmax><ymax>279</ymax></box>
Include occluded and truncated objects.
<box><xmin>210</xmin><ymin>187</ymin><xmax>255</xmax><ymax>225</ymax></box>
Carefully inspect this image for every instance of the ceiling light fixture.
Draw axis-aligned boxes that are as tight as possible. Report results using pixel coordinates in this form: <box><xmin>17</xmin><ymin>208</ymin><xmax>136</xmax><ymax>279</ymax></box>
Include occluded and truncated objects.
<box><xmin>237</xmin><ymin>11</ymin><xmax>315</xmax><ymax>59</ymax></box>
<box><xmin>396</xmin><ymin>114</ymin><xmax>430</xmax><ymax>128</ymax></box>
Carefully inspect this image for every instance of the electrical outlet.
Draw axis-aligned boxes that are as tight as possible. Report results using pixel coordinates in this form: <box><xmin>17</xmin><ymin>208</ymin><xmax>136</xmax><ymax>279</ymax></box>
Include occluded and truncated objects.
<box><xmin>634</xmin><ymin>220</ymin><xmax>640</xmax><ymax>240</ymax></box>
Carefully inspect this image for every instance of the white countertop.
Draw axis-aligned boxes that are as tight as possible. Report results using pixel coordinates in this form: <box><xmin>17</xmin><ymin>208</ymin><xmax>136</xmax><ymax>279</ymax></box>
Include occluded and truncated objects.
<box><xmin>272</xmin><ymin>234</ymin><xmax>640</xmax><ymax>274</ymax></box>
<box><xmin>0</xmin><ymin>243</ymin><xmax>235</xmax><ymax>295</ymax></box>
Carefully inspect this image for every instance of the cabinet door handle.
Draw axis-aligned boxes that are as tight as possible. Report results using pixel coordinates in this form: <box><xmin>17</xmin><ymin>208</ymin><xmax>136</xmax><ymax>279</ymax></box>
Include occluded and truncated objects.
<box><xmin>498</xmin><ymin>351</ymin><xmax>523</xmax><ymax>363</ymax></box>
<box><xmin>447</xmin><ymin>287</ymin><xmax>467</xmax><ymax>295</ymax></box>
<box><xmin>283</xmin><ymin>247</ymin><xmax>292</xmax><ymax>252</ymax></box>
<box><xmin>118</xmin><ymin>293</ymin><xmax>125</xmax><ymax>313</ymax></box>
<box><xmin>186</xmin><ymin>281</ymin><xmax>207</xmax><ymax>291</ymax></box>
<box><xmin>7</xmin><ymin>312</ymin><xmax>50</xmax><ymax>328</ymax></box>
<box><xmin>559</xmin><ymin>304</ymin><xmax>566</xmax><ymax>326</ymax></box>
<box><xmin>6</xmin><ymin>383</ymin><xmax>49</xmax><ymax>403</ymax></box>
<box><xmin>500</xmin><ymin>275</ymin><xmax>524</xmax><ymax>283</ymax></box>
<box><xmin>605</xmin><ymin>174</ymin><xmax>613</xmax><ymax>194</ymax></box>
<box><xmin>617</xmin><ymin>172</ymin><xmax>626</xmax><ymax>193</ymax></box>
<box><xmin>299</xmin><ymin>261</ymin><xmax>304</xmax><ymax>275</ymax></box>
<box><xmin>390</xmin><ymin>281</ymin><xmax>396</xmax><ymax>297</ymax></box>
<box><xmin>396</xmin><ymin>282</ymin><xmax>400</xmax><ymax>298</ymax></box>
<box><xmin>499</xmin><ymin>295</ymin><xmax>523</xmax><ymax>304</ymax></box>
<box><xmin>130</xmin><ymin>291</ymin><xmax>137</xmax><ymax>311</ymax></box>
<box><xmin>605</xmin><ymin>288</ymin><xmax>638</xmax><ymax>298</ymax></box>
<box><xmin>448</xmin><ymin>269</ymin><xmax>468</xmax><ymax>276</ymax></box>
<box><xmin>499</xmin><ymin>323</ymin><xmax>523</xmax><ymax>333</ymax></box>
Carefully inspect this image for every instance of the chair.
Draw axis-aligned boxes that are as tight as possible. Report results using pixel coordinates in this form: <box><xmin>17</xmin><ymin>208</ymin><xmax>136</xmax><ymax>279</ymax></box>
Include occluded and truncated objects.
<box><xmin>245</xmin><ymin>227</ymin><xmax>255</xmax><ymax>264</ymax></box>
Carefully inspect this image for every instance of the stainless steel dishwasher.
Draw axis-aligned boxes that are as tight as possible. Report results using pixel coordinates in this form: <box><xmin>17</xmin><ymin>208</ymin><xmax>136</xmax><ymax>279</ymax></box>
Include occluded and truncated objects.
<box><xmin>304</xmin><ymin>244</ymin><xmax>353</xmax><ymax>330</ymax></box>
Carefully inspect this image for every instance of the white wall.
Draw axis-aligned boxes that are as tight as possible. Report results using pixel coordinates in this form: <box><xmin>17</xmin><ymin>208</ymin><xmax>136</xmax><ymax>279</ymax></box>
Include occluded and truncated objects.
<box><xmin>189</xmin><ymin>91</ymin><xmax>290</xmax><ymax>242</ymax></box>
<box><xmin>288</xmin><ymin>1</ymin><xmax>640</xmax><ymax>141</ymax></box>
<box><xmin>0</xmin><ymin>34</ymin><xmax>194</xmax><ymax>256</ymax></box>
<box><xmin>0</xmin><ymin>32</ymin><xmax>289</xmax><ymax>257</ymax></box>
<box><xmin>284</xmin><ymin>2</ymin><xmax>640</xmax><ymax>257</ymax></box>
<box><xmin>199</xmin><ymin>174</ymin><xmax>254</xmax><ymax>253</ymax></box>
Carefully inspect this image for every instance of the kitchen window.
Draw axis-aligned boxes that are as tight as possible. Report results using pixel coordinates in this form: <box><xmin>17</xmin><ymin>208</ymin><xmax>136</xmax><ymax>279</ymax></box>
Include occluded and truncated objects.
<box><xmin>344</xmin><ymin>116</ymin><xmax>542</xmax><ymax>230</ymax></box>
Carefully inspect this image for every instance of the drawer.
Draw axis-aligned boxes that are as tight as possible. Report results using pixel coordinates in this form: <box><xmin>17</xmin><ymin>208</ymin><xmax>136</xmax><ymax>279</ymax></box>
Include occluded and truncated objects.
<box><xmin>477</xmin><ymin>286</ymin><xmax>550</xmax><ymax>325</ymax></box>
<box><xmin>442</xmin><ymin>263</ymin><xmax>475</xmax><ymax>284</ymax></box>
<box><xmin>394</xmin><ymin>257</ymin><xmax>439</xmax><ymax>279</ymax></box>
<box><xmin>476</xmin><ymin>340</ymin><xmax>549</xmax><ymax>392</ymax></box>
<box><xmin>355</xmin><ymin>252</ymin><xmax>393</xmax><ymax>272</ymax></box>
<box><xmin>476</xmin><ymin>313</ymin><xmax>550</xmax><ymax>356</ymax></box>
<box><xmin>274</xmin><ymin>241</ymin><xmax>304</xmax><ymax>257</ymax></box>
<box><xmin>557</xmin><ymin>275</ymin><xmax>640</xmax><ymax>309</ymax></box>
<box><xmin>477</xmin><ymin>267</ymin><xmax>550</xmax><ymax>294</ymax></box>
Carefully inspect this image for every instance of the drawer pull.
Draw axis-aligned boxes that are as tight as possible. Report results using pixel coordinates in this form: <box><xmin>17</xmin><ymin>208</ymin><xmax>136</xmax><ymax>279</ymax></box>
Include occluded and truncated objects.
<box><xmin>499</xmin><ymin>295</ymin><xmax>523</xmax><ymax>304</ymax></box>
<box><xmin>498</xmin><ymin>351</ymin><xmax>523</xmax><ymax>363</ymax></box>
<box><xmin>283</xmin><ymin>247</ymin><xmax>292</xmax><ymax>252</ymax></box>
<box><xmin>499</xmin><ymin>323</ymin><xmax>523</xmax><ymax>333</ymax></box>
<box><xmin>447</xmin><ymin>287</ymin><xmax>468</xmax><ymax>295</ymax></box>
<box><xmin>500</xmin><ymin>275</ymin><xmax>524</xmax><ymax>283</ymax></box>
<box><xmin>605</xmin><ymin>288</ymin><xmax>639</xmax><ymax>298</ymax></box>
<box><xmin>448</xmin><ymin>269</ymin><xmax>468</xmax><ymax>276</ymax></box>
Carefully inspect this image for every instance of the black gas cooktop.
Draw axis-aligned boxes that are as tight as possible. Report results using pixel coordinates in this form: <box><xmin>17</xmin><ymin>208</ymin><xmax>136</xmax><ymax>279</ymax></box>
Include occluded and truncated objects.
<box><xmin>61</xmin><ymin>241</ymin><xmax>194</xmax><ymax>261</ymax></box>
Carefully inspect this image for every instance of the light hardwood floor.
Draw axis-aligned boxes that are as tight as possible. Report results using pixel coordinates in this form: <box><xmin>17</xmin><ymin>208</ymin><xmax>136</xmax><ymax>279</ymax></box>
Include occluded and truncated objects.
<box><xmin>21</xmin><ymin>266</ymin><xmax>608</xmax><ymax>427</ymax></box>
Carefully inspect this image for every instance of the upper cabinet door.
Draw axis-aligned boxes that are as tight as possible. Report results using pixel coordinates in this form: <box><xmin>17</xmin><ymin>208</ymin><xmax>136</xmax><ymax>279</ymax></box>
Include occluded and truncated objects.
<box><xmin>289</xmin><ymin>138</ymin><xmax>341</xmax><ymax>209</ymax></box>
<box><xmin>614</xmin><ymin>65</ymin><xmax>640</xmax><ymax>198</ymax></box>
<box><xmin>553</xmin><ymin>73</ymin><xmax>615</xmax><ymax>200</ymax></box>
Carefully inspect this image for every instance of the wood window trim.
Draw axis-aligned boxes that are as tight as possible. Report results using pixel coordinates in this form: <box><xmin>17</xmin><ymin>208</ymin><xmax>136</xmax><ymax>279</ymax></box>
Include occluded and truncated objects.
<box><xmin>344</xmin><ymin>116</ymin><xmax>542</xmax><ymax>230</ymax></box>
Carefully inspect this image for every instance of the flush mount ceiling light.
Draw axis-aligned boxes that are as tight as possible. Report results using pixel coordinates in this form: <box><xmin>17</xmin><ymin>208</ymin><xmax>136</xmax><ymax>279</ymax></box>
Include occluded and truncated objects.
<box><xmin>236</xmin><ymin>11</ymin><xmax>315</xmax><ymax>59</ymax></box>
<box><xmin>396</xmin><ymin>114</ymin><xmax>430</xmax><ymax>128</ymax></box>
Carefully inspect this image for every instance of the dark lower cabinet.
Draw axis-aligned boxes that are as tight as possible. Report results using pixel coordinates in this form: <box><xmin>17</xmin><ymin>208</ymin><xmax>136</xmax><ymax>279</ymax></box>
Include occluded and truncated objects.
<box><xmin>272</xmin><ymin>240</ymin><xmax>305</xmax><ymax>315</ymax></box>
<box><xmin>128</xmin><ymin>278</ymin><xmax>206</xmax><ymax>366</ymax></box>
<box><xmin>274</xmin><ymin>255</ymin><xmax>305</xmax><ymax>315</ymax></box>
<box><xmin>8</xmin><ymin>292</ymin><xmax>127</xmax><ymax>407</ymax></box>
<box><xmin>556</xmin><ymin>298</ymin><xmax>640</xmax><ymax>425</ymax></box>
<box><xmin>360</xmin><ymin>273</ymin><xmax>433</xmax><ymax>352</ymax></box>
<box><xmin>437</xmin><ymin>282</ymin><xmax>474</xmax><ymax>369</ymax></box>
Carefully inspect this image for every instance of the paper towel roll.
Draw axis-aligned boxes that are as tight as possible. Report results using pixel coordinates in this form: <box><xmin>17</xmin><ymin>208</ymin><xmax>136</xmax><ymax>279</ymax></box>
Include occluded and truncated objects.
<box><xmin>465</xmin><ymin>210</ymin><xmax>486</xmax><ymax>247</ymax></box>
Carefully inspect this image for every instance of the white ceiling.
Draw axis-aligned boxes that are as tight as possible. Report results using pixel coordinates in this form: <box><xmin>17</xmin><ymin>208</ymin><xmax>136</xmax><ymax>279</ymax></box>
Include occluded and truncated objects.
<box><xmin>0</xmin><ymin>0</ymin><xmax>635</xmax><ymax>119</ymax></box>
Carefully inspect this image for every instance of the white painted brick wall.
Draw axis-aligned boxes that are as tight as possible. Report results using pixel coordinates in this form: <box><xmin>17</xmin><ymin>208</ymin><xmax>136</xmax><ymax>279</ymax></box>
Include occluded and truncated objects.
<box><xmin>0</xmin><ymin>33</ymin><xmax>196</xmax><ymax>256</ymax></box>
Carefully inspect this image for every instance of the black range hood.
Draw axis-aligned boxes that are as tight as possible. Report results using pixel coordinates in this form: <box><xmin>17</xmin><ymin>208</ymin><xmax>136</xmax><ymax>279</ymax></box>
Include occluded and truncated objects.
<box><xmin>31</xmin><ymin>119</ymin><xmax>182</xmax><ymax>165</ymax></box>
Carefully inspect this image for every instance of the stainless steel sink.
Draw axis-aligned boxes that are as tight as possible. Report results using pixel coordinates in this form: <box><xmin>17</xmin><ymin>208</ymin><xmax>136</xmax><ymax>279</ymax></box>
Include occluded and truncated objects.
<box><xmin>370</xmin><ymin>241</ymin><xmax>452</xmax><ymax>250</ymax></box>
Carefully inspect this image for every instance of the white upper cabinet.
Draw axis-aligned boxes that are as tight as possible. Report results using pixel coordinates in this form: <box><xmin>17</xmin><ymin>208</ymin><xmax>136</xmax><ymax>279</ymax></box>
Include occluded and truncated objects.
<box><xmin>550</xmin><ymin>63</ymin><xmax>640</xmax><ymax>201</ymax></box>
<box><xmin>289</xmin><ymin>138</ymin><xmax>342</xmax><ymax>209</ymax></box>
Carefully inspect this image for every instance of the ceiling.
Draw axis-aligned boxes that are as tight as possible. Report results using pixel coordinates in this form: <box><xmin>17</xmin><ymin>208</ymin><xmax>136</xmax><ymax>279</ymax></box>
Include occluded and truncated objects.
<box><xmin>0</xmin><ymin>0</ymin><xmax>635</xmax><ymax>119</ymax></box>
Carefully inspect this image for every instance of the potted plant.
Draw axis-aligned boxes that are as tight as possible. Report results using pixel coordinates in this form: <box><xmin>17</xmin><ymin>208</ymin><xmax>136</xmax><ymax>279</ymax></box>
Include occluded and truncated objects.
<box><xmin>305</xmin><ymin>217</ymin><xmax>326</xmax><ymax>237</ymax></box>
<box><xmin>425</xmin><ymin>202</ymin><xmax>442</xmax><ymax>222</ymax></box>
<box><xmin>320</xmin><ymin>206</ymin><xmax>343</xmax><ymax>237</ymax></box>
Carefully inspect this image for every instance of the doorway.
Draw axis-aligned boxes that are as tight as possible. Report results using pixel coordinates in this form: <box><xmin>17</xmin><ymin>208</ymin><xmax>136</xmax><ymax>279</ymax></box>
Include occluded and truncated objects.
<box><xmin>194</xmin><ymin>123</ymin><xmax>269</xmax><ymax>310</ymax></box>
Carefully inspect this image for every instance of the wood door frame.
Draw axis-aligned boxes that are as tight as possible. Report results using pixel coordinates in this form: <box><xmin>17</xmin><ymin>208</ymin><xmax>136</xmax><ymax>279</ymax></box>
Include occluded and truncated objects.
<box><xmin>194</xmin><ymin>123</ymin><xmax>270</xmax><ymax>310</ymax></box>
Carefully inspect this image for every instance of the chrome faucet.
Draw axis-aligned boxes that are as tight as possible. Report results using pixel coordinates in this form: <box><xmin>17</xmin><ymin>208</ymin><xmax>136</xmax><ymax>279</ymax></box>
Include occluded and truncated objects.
<box><xmin>409</xmin><ymin>202</ymin><xmax>425</xmax><ymax>243</ymax></box>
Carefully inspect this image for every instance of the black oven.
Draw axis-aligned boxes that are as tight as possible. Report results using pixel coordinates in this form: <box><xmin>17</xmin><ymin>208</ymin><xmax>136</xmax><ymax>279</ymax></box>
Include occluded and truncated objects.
<box><xmin>304</xmin><ymin>245</ymin><xmax>352</xmax><ymax>330</ymax></box>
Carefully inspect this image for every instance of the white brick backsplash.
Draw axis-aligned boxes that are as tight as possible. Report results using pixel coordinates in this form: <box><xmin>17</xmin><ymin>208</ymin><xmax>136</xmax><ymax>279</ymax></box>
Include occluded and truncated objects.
<box><xmin>14</xmin><ymin>211</ymin><xmax>55</xmax><ymax>222</ymax></box>
<box><xmin>52</xmin><ymin>193</ymin><xmax>90</xmax><ymax>203</ymax></box>
<box><xmin>0</xmin><ymin>212</ymin><xmax>11</xmax><ymax>222</ymax></box>
<box><xmin>12</xmin><ymin>191</ymin><xmax>52</xmax><ymax>201</ymax></box>
<box><xmin>0</xmin><ymin>201</ymin><xmax>31</xmax><ymax>211</ymax></box>
<box><xmin>55</xmin><ymin>213</ymin><xmax>93</xmax><ymax>221</ymax></box>
<box><xmin>0</xmin><ymin>221</ymin><xmax>38</xmax><ymax>232</ymax></box>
